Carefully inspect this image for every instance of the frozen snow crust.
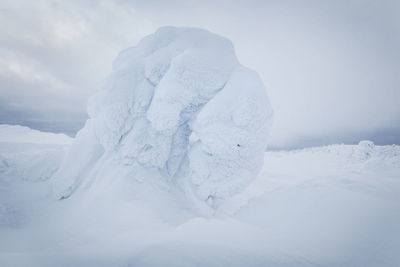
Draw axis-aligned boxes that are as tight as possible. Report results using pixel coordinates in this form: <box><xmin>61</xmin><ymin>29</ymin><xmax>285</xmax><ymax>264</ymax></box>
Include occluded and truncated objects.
<box><xmin>53</xmin><ymin>27</ymin><xmax>273</xmax><ymax>208</ymax></box>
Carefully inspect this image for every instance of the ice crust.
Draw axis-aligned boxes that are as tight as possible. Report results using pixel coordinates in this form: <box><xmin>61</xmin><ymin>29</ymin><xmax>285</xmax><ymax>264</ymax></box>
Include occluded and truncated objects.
<box><xmin>52</xmin><ymin>27</ymin><xmax>273</xmax><ymax>207</ymax></box>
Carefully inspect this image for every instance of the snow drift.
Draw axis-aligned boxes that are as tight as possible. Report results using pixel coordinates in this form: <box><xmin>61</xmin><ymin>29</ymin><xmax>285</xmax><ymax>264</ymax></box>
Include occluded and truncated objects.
<box><xmin>52</xmin><ymin>27</ymin><xmax>273</xmax><ymax>209</ymax></box>
<box><xmin>0</xmin><ymin>124</ymin><xmax>72</xmax><ymax>145</ymax></box>
<box><xmin>0</xmin><ymin>125</ymin><xmax>71</xmax><ymax>182</ymax></box>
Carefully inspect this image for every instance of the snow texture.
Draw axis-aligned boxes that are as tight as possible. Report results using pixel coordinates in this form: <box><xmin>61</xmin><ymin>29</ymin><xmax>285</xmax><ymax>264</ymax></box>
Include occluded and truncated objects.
<box><xmin>1</xmin><ymin>132</ymin><xmax>399</xmax><ymax>266</ymax></box>
<box><xmin>52</xmin><ymin>27</ymin><xmax>273</xmax><ymax>207</ymax></box>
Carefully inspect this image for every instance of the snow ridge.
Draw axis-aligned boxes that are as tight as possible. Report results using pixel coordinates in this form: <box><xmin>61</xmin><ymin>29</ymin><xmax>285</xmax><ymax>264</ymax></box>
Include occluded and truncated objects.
<box><xmin>0</xmin><ymin>124</ymin><xmax>72</xmax><ymax>145</ymax></box>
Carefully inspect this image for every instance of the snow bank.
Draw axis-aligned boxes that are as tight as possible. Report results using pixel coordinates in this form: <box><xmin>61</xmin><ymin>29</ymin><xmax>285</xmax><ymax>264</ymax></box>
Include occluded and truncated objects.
<box><xmin>0</xmin><ymin>125</ymin><xmax>71</xmax><ymax>182</ymax></box>
<box><xmin>53</xmin><ymin>26</ymin><xmax>273</xmax><ymax>208</ymax></box>
<box><xmin>0</xmin><ymin>147</ymin><xmax>66</xmax><ymax>182</ymax></box>
<box><xmin>0</xmin><ymin>124</ymin><xmax>72</xmax><ymax>145</ymax></box>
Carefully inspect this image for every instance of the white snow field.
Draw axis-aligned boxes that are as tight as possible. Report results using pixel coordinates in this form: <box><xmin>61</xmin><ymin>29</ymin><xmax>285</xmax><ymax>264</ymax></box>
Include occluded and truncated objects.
<box><xmin>0</xmin><ymin>27</ymin><xmax>399</xmax><ymax>267</ymax></box>
<box><xmin>0</xmin><ymin>125</ymin><xmax>399</xmax><ymax>266</ymax></box>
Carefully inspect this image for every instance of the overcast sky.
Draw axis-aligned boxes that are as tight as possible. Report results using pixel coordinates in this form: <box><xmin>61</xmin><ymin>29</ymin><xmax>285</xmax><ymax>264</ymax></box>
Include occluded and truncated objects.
<box><xmin>0</xmin><ymin>0</ymin><xmax>399</xmax><ymax>149</ymax></box>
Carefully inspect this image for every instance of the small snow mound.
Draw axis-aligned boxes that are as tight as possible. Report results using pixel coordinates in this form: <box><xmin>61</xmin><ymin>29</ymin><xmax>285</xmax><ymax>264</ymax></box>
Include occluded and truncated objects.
<box><xmin>53</xmin><ymin>27</ymin><xmax>273</xmax><ymax>209</ymax></box>
<box><xmin>356</xmin><ymin>140</ymin><xmax>375</xmax><ymax>160</ymax></box>
<box><xmin>358</xmin><ymin>140</ymin><xmax>375</xmax><ymax>149</ymax></box>
<box><xmin>0</xmin><ymin>124</ymin><xmax>73</xmax><ymax>145</ymax></box>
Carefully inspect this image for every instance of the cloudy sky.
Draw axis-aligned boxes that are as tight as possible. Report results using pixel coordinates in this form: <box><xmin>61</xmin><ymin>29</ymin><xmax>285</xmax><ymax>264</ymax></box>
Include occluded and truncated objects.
<box><xmin>0</xmin><ymin>0</ymin><xmax>399</xmax><ymax>149</ymax></box>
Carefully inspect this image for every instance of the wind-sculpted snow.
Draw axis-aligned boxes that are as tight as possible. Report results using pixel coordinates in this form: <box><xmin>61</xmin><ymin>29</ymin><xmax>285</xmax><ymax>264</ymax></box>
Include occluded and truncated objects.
<box><xmin>52</xmin><ymin>27</ymin><xmax>273</xmax><ymax>209</ymax></box>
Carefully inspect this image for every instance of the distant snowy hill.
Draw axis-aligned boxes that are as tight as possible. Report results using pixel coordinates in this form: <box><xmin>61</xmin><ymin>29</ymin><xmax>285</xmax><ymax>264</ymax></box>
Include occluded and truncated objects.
<box><xmin>0</xmin><ymin>124</ymin><xmax>71</xmax><ymax>183</ymax></box>
<box><xmin>0</xmin><ymin>124</ymin><xmax>73</xmax><ymax>144</ymax></box>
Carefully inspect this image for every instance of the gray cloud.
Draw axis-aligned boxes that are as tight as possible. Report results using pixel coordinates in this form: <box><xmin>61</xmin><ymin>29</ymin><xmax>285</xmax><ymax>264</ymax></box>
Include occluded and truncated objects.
<box><xmin>0</xmin><ymin>0</ymin><xmax>399</xmax><ymax>148</ymax></box>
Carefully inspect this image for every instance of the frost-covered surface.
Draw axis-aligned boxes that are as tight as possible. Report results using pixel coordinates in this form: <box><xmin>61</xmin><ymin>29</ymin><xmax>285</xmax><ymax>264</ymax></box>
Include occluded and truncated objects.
<box><xmin>0</xmin><ymin>124</ymin><xmax>72</xmax><ymax>144</ymax></box>
<box><xmin>0</xmin><ymin>139</ymin><xmax>399</xmax><ymax>267</ymax></box>
<box><xmin>53</xmin><ymin>26</ymin><xmax>273</xmax><ymax>209</ymax></box>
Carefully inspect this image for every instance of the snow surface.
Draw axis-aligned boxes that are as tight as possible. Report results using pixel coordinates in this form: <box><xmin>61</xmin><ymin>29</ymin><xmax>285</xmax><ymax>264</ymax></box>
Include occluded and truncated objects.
<box><xmin>0</xmin><ymin>124</ymin><xmax>72</xmax><ymax>144</ymax></box>
<box><xmin>0</xmin><ymin>125</ymin><xmax>71</xmax><ymax>183</ymax></box>
<box><xmin>53</xmin><ymin>26</ymin><xmax>273</xmax><ymax>210</ymax></box>
<box><xmin>0</xmin><ymin>130</ymin><xmax>399</xmax><ymax>266</ymax></box>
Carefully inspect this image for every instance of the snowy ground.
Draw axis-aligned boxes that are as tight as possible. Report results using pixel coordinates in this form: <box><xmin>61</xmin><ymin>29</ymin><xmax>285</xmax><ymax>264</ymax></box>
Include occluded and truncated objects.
<box><xmin>0</xmin><ymin>126</ymin><xmax>399</xmax><ymax>267</ymax></box>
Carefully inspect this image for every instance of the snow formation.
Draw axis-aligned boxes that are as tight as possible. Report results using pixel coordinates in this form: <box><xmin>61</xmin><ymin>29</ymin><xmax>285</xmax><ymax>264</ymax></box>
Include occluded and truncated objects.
<box><xmin>52</xmin><ymin>27</ymin><xmax>273</xmax><ymax>208</ymax></box>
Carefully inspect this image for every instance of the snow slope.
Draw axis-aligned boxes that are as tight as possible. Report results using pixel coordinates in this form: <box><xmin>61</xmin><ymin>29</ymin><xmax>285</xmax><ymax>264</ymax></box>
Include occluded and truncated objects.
<box><xmin>0</xmin><ymin>131</ymin><xmax>399</xmax><ymax>266</ymax></box>
<box><xmin>0</xmin><ymin>125</ymin><xmax>71</xmax><ymax>183</ymax></box>
<box><xmin>53</xmin><ymin>26</ymin><xmax>273</xmax><ymax>211</ymax></box>
<box><xmin>0</xmin><ymin>124</ymin><xmax>72</xmax><ymax>144</ymax></box>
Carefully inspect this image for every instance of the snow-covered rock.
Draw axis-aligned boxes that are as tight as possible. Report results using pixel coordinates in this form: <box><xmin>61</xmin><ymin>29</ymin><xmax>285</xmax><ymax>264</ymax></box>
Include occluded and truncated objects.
<box><xmin>52</xmin><ymin>26</ymin><xmax>273</xmax><ymax>208</ymax></box>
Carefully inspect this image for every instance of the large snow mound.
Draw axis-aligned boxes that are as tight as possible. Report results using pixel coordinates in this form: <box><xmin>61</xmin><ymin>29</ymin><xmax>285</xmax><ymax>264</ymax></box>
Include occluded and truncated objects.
<box><xmin>0</xmin><ymin>124</ymin><xmax>72</xmax><ymax>145</ymax></box>
<box><xmin>53</xmin><ymin>26</ymin><xmax>273</xmax><ymax>208</ymax></box>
